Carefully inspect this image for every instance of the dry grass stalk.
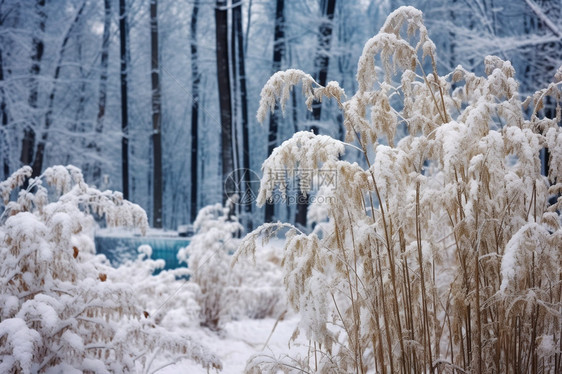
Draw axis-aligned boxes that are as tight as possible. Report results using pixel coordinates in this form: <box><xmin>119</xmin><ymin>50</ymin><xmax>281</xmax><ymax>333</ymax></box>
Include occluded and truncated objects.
<box><xmin>239</xmin><ymin>6</ymin><xmax>562</xmax><ymax>374</ymax></box>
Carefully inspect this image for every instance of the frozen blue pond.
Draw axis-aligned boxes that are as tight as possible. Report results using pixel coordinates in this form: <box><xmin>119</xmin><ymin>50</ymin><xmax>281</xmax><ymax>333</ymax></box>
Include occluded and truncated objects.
<box><xmin>95</xmin><ymin>233</ymin><xmax>190</xmax><ymax>270</ymax></box>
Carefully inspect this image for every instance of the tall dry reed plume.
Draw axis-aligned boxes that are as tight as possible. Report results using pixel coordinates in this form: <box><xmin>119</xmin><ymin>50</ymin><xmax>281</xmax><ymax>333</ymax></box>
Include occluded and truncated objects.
<box><xmin>237</xmin><ymin>6</ymin><xmax>562</xmax><ymax>374</ymax></box>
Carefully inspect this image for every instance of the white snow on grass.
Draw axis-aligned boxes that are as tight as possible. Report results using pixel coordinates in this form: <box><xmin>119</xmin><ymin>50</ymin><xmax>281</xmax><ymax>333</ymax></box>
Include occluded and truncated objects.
<box><xmin>158</xmin><ymin>315</ymin><xmax>306</xmax><ymax>373</ymax></box>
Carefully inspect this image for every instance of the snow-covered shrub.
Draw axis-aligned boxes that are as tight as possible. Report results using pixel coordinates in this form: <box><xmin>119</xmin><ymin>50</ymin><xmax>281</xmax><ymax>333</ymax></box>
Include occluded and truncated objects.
<box><xmin>240</xmin><ymin>6</ymin><xmax>562</xmax><ymax>373</ymax></box>
<box><xmin>229</xmin><ymin>237</ymin><xmax>286</xmax><ymax>321</ymax></box>
<box><xmin>111</xmin><ymin>245</ymin><xmax>201</xmax><ymax>330</ymax></box>
<box><xmin>0</xmin><ymin>165</ymin><xmax>221</xmax><ymax>373</ymax></box>
<box><xmin>178</xmin><ymin>203</ymin><xmax>241</xmax><ymax>330</ymax></box>
<box><xmin>179</xmin><ymin>203</ymin><xmax>286</xmax><ymax>330</ymax></box>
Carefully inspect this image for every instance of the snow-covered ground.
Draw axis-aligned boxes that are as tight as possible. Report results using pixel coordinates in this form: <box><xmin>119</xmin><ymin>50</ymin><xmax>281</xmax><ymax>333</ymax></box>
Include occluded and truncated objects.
<box><xmin>160</xmin><ymin>316</ymin><xmax>306</xmax><ymax>373</ymax></box>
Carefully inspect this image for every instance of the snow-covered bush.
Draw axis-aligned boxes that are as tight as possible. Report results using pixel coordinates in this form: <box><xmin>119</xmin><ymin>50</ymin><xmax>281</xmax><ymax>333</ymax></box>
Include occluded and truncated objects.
<box><xmin>240</xmin><ymin>6</ymin><xmax>562</xmax><ymax>373</ymax></box>
<box><xmin>0</xmin><ymin>165</ymin><xmax>221</xmax><ymax>373</ymax></box>
<box><xmin>228</xmin><ymin>241</ymin><xmax>286</xmax><ymax>321</ymax></box>
<box><xmin>111</xmin><ymin>244</ymin><xmax>201</xmax><ymax>330</ymax></box>
<box><xmin>178</xmin><ymin>203</ymin><xmax>241</xmax><ymax>330</ymax></box>
<box><xmin>179</xmin><ymin>203</ymin><xmax>286</xmax><ymax>330</ymax></box>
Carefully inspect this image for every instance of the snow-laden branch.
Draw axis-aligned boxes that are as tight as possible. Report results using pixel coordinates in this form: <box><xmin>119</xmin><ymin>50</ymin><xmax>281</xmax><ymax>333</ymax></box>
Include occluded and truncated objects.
<box><xmin>523</xmin><ymin>0</ymin><xmax>562</xmax><ymax>38</ymax></box>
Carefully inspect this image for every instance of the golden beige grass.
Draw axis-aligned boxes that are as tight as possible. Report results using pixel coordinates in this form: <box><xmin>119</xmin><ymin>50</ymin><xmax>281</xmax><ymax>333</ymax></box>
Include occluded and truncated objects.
<box><xmin>238</xmin><ymin>6</ymin><xmax>562</xmax><ymax>374</ymax></box>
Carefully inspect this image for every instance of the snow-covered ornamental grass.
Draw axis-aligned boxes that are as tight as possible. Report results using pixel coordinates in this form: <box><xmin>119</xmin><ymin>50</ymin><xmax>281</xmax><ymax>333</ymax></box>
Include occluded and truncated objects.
<box><xmin>239</xmin><ymin>6</ymin><xmax>562</xmax><ymax>373</ymax></box>
<box><xmin>0</xmin><ymin>165</ymin><xmax>221</xmax><ymax>373</ymax></box>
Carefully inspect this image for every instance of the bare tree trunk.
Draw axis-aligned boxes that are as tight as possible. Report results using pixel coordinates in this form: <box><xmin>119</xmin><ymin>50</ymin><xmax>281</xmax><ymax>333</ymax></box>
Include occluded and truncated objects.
<box><xmin>31</xmin><ymin>1</ymin><xmax>86</xmax><ymax>178</ymax></box>
<box><xmin>534</xmin><ymin>0</ymin><xmax>562</xmax><ymax>184</ymax></box>
<box><xmin>0</xmin><ymin>2</ymin><xmax>10</xmax><ymax>180</ymax></box>
<box><xmin>70</xmin><ymin>84</ymin><xmax>87</xmax><ymax>165</ymax></box>
<box><xmin>244</xmin><ymin>0</ymin><xmax>253</xmax><ymax>55</ymax></box>
<box><xmin>265</xmin><ymin>0</ymin><xmax>285</xmax><ymax>223</ymax></box>
<box><xmin>230</xmin><ymin>3</ymin><xmax>241</xmax><ymax>213</ymax></box>
<box><xmin>150</xmin><ymin>0</ymin><xmax>163</xmax><ymax>228</ymax></box>
<box><xmin>449</xmin><ymin>0</ymin><xmax>457</xmax><ymax>71</ymax></box>
<box><xmin>295</xmin><ymin>0</ymin><xmax>336</xmax><ymax>227</ymax></box>
<box><xmin>21</xmin><ymin>0</ymin><xmax>45</xmax><ymax>168</ymax></box>
<box><xmin>226</xmin><ymin>1</ymin><xmax>252</xmax><ymax>228</ymax></box>
<box><xmin>215</xmin><ymin>0</ymin><xmax>234</xmax><ymax>205</ymax></box>
<box><xmin>0</xmin><ymin>49</ymin><xmax>9</xmax><ymax>179</ymax></box>
<box><xmin>311</xmin><ymin>0</ymin><xmax>336</xmax><ymax>121</ymax></box>
<box><xmin>234</xmin><ymin>3</ymin><xmax>251</xmax><ymax>228</ymax></box>
<box><xmin>64</xmin><ymin>31</ymin><xmax>87</xmax><ymax>166</ymax></box>
<box><xmin>190</xmin><ymin>0</ymin><xmax>200</xmax><ymax>223</ymax></box>
<box><xmin>119</xmin><ymin>0</ymin><xmax>130</xmax><ymax>199</ymax></box>
<box><xmin>92</xmin><ymin>0</ymin><xmax>112</xmax><ymax>185</ymax></box>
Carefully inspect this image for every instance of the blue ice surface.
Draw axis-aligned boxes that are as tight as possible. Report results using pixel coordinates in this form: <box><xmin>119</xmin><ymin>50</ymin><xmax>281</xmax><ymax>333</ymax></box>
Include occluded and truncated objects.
<box><xmin>94</xmin><ymin>232</ymin><xmax>190</xmax><ymax>272</ymax></box>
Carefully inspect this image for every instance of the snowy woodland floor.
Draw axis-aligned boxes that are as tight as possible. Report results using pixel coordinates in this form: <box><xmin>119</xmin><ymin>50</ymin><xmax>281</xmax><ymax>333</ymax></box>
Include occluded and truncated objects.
<box><xmin>159</xmin><ymin>316</ymin><xmax>304</xmax><ymax>373</ymax></box>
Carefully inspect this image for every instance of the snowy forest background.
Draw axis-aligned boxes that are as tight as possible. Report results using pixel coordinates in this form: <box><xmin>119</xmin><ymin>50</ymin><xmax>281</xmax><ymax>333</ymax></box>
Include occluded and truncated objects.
<box><xmin>1</xmin><ymin>0</ymin><xmax>560</xmax><ymax>230</ymax></box>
